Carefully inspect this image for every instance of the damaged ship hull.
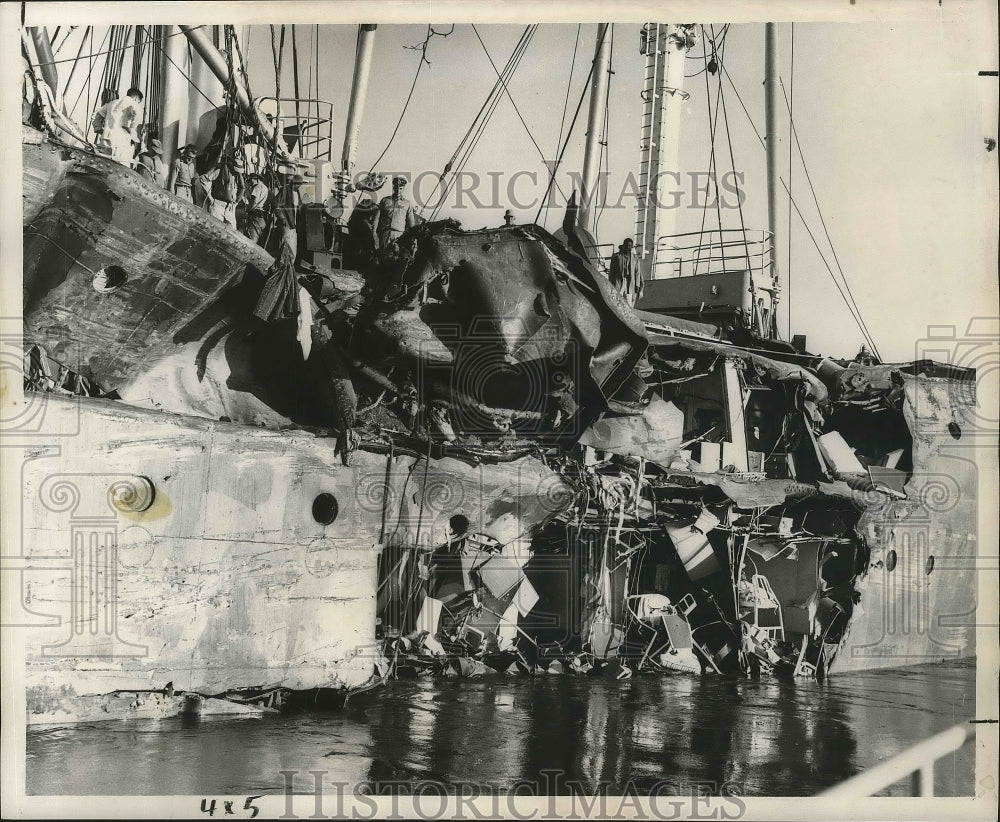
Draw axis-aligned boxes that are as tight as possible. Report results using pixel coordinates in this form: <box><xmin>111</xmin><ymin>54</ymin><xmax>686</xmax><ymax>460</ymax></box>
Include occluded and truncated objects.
<box><xmin>22</xmin><ymin>129</ymin><xmax>273</xmax><ymax>389</ymax></box>
<box><xmin>16</xmin><ymin>93</ymin><xmax>978</xmax><ymax>722</ymax></box>
<box><xmin>14</xmin><ymin>395</ymin><xmax>573</xmax><ymax>723</ymax></box>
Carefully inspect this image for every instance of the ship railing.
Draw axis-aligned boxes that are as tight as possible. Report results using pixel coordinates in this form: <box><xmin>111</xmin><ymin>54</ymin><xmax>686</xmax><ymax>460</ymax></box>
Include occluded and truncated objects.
<box><xmin>648</xmin><ymin>228</ymin><xmax>774</xmax><ymax>283</ymax></box>
<box><xmin>257</xmin><ymin>97</ymin><xmax>334</xmax><ymax>162</ymax></box>
<box><xmin>818</xmin><ymin>722</ymin><xmax>976</xmax><ymax>797</ymax></box>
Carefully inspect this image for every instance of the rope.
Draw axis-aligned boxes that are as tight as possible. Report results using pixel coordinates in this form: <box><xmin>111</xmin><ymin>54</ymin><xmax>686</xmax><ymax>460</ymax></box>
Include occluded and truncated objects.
<box><xmin>715</xmin><ymin>32</ymin><xmax>756</xmax><ymax>332</ymax></box>
<box><xmin>787</xmin><ymin>23</ymin><xmax>794</xmax><ymax>340</ymax></box>
<box><xmin>130</xmin><ymin>26</ymin><xmax>144</xmax><ymax>90</ymax></box>
<box><xmin>146</xmin><ymin>28</ymin><xmax>218</xmax><ymax>109</ymax></box>
<box><xmin>314</xmin><ymin>25</ymin><xmax>320</xmax><ymax>137</ymax></box>
<box><xmin>368</xmin><ymin>25</ymin><xmax>454</xmax><ymax>173</ymax></box>
<box><xmin>367</xmin><ymin>41</ymin><xmax>425</xmax><ymax>171</ymax></box>
<box><xmin>694</xmin><ymin>26</ymin><xmax>726</xmax><ymax>276</ymax></box>
<box><xmin>61</xmin><ymin>27</ymin><xmax>89</xmax><ymax>102</ymax></box>
<box><xmin>291</xmin><ymin>24</ymin><xmax>301</xmax><ymax>123</ymax></box>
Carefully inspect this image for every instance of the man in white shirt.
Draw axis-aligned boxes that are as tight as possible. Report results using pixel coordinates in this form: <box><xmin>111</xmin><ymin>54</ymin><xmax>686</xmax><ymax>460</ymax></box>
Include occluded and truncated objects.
<box><xmin>98</xmin><ymin>87</ymin><xmax>145</xmax><ymax>167</ymax></box>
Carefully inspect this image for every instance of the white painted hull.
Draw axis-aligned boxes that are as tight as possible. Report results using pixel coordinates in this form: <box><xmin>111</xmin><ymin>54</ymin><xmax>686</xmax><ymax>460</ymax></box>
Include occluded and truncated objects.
<box><xmin>9</xmin><ymin>395</ymin><xmax>572</xmax><ymax>719</ymax></box>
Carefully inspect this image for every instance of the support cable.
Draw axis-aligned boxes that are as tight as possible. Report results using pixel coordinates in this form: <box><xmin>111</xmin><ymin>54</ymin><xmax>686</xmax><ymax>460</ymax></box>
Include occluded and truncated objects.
<box><xmin>533</xmin><ymin>23</ymin><xmax>609</xmax><ymax>225</ymax></box>
<box><xmin>780</xmin><ymin>77</ymin><xmax>881</xmax><ymax>360</ymax></box>
<box><xmin>368</xmin><ymin>25</ymin><xmax>454</xmax><ymax>173</ymax></box>
<box><xmin>720</xmin><ymin>61</ymin><xmax>880</xmax><ymax>356</ymax></box>
<box><xmin>427</xmin><ymin>25</ymin><xmax>536</xmax><ymax>219</ymax></box>
<box><xmin>471</xmin><ymin>24</ymin><xmax>564</xmax><ymax>204</ymax></box>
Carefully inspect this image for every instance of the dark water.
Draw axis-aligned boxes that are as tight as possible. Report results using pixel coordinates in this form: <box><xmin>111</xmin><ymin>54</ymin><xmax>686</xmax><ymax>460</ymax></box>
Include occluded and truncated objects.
<box><xmin>26</xmin><ymin>660</ymin><xmax>975</xmax><ymax>797</ymax></box>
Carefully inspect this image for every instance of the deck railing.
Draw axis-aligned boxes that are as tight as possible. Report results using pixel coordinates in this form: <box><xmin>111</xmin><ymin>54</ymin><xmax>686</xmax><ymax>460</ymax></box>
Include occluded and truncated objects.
<box><xmin>257</xmin><ymin>97</ymin><xmax>334</xmax><ymax>162</ymax></box>
<box><xmin>819</xmin><ymin>722</ymin><xmax>975</xmax><ymax>797</ymax></box>
<box><xmin>649</xmin><ymin>228</ymin><xmax>774</xmax><ymax>282</ymax></box>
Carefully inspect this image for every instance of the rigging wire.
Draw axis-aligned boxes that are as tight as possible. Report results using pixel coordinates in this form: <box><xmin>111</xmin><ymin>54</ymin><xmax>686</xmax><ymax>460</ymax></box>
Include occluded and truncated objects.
<box><xmin>130</xmin><ymin>25</ymin><xmax>144</xmax><ymax>91</ymax></box>
<box><xmin>719</xmin><ymin>60</ymin><xmax>881</xmax><ymax>356</ymax></box>
<box><xmin>694</xmin><ymin>26</ymin><xmax>726</xmax><ymax>275</ymax></box>
<box><xmin>315</xmin><ymin>24</ymin><xmax>320</xmax><ymax>133</ymax></box>
<box><xmin>146</xmin><ymin>27</ymin><xmax>221</xmax><ymax>109</ymax></box>
<box><xmin>533</xmin><ymin>23</ymin><xmax>610</xmax><ymax>225</ymax></box>
<box><xmin>291</xmin><ymin>24</ymin><xmax>301</xmax><ymax>123</ymax></box>
<box><xmin>470</xmin><ymin>24</ymin><xmax>565</xmax><ymax>204</ymax></box>
<box><xmin>69</xmin><ymin>27</ymin><xmax>103</xmax><ymax>119</ymax></box>
<box><xmin>368</xmin><ymin>25</ymin><xmax>454</xmax><ymax>173</ymax></box>
<box><xmin>62</xmin><ymin>26</ymin><xmax>91</xmax><ymax>112</ymax></box>
<box><xmin>779</xmin><ymin>77</ymin><xmax>882</xmax><ymax>360</ymax></box>
<box><xmin>426</xmin><ymin>25</ymin><xmax>537</xmax><ymax>219</ymax></box>
<box><xmin>446</xmin><ymin>27</ymin><xmax>536</xmax><ymax>186</ymax></box>
<box><xmin>715</xmin><ymin>33</ymin><xmax>756</xmax><ymax>333</ymax></box>
<box><xmin>710</xmin><ymin>26</ymin><xmax>728</xmax><ymax>240</ymax></box>
<box><xmin>546</xmin><ymin>23</ymin><xmax>582</xmax><ymax>225</ymax></box>
<box><xmin>27</xmin><ymin>24</ymin><xmax>193</xmax><ymax>66</ymax></box>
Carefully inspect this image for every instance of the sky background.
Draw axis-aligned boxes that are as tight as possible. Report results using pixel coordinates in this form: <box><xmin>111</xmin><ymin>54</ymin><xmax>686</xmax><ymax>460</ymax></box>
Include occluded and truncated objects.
<box><xmin>32</xmin><ymin>11</ymin><xmax>1000</xmax><ymax>365</ymax></box>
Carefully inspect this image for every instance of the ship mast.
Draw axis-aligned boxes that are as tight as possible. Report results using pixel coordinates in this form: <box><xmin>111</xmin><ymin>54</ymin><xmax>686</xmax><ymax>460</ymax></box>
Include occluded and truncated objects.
<box><xmin>341</xmin><ymin>25</ymin><xmax>377</xmax><ymax>174</ymax></box>
<box><xmin>579</xmin><ymin>23</ymin><xmax>612</xmax><ymax>236</ymax></box>
<box><xmin>764</xmin><ymin>23</ymin><xmax>783</xmax><ymax>327</ymax></box>
<box><xmin>635</xmin><ymin>24</ymin><xmax>696</xmax><ymax>282</ymax></box>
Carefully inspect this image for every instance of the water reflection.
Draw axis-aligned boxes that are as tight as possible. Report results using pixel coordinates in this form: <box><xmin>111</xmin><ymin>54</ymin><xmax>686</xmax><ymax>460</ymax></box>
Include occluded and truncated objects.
<box><xmin>26</xmin><ymin>660</ymin><xmax>974</xmax><ymax>796</ymax></box>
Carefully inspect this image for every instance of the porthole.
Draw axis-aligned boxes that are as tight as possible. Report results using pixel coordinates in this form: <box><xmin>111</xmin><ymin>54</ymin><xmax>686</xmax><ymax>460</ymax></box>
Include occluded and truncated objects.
<box><xmin>312</xmin><ymin>493</ymin><xmax>339</xmax><ymax>525</ymax></box>
<box><xmin>92</xmin><ymin>265</ymin><xmax>128</xmax><ymax>293</ymax></box>
<box><xmin>947</xmin><ymin>422</ymin><xmax>962</xmax><ymax>440</ymax></box>
<box><xmin>925</xmin><ymin>555</ymin><xmax>935</xmax><ymax>575</ymax></box>
<box><xmin>885</xmin><ymin>549</ymin><xmax>898</xmax><ymax>572</ymax></box>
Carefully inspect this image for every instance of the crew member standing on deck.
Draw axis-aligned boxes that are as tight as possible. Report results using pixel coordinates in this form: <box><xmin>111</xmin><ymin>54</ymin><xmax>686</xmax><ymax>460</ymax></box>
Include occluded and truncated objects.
<box><xmin>167</xmin><ymin>144</ymin><xmax>198</xmax><ymax>202</ymax></box>
<box><xmin>90</xmin><ymin>88</ymin><xmax>118</xmax><ymax>149</ymax></box>
<box><xmin>242</xmin><ymin>172</ymin><xmax>271</xmax><ymax>243</ymax></box>
<box><xmin>136</xmin><ymin>139</ymin><xmax>166</xmax><ymax>188</ymax></box>
<box><xmin>345</xmin><ymin>195</ymin><xmax>379</xmax><ymax>270</ymax></box>
<box><xmin>374</xmin><ymin>176</ymin><xmax>417</xmax><ymax>251</ymax></box>
<box><xmin>99</xmin><ymin>87</ymin><xmax>145</xmax><ymax>167</ymax></box>
<box><xmin>609</xmin><ymin>237</ymin><xmax>643</xmax><ymax>307</ymax></box>
<box><xmin>201</xmin><ymin>153</ymin><xmax>246</xmax><ymax>230</ymax></box>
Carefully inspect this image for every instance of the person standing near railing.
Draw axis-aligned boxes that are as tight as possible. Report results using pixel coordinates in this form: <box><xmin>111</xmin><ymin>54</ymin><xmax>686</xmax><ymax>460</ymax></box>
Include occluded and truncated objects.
<box><xmin>609</xmin><ymin>237</ymin><xmax>643</xmax><ymax>307</ymax></box>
